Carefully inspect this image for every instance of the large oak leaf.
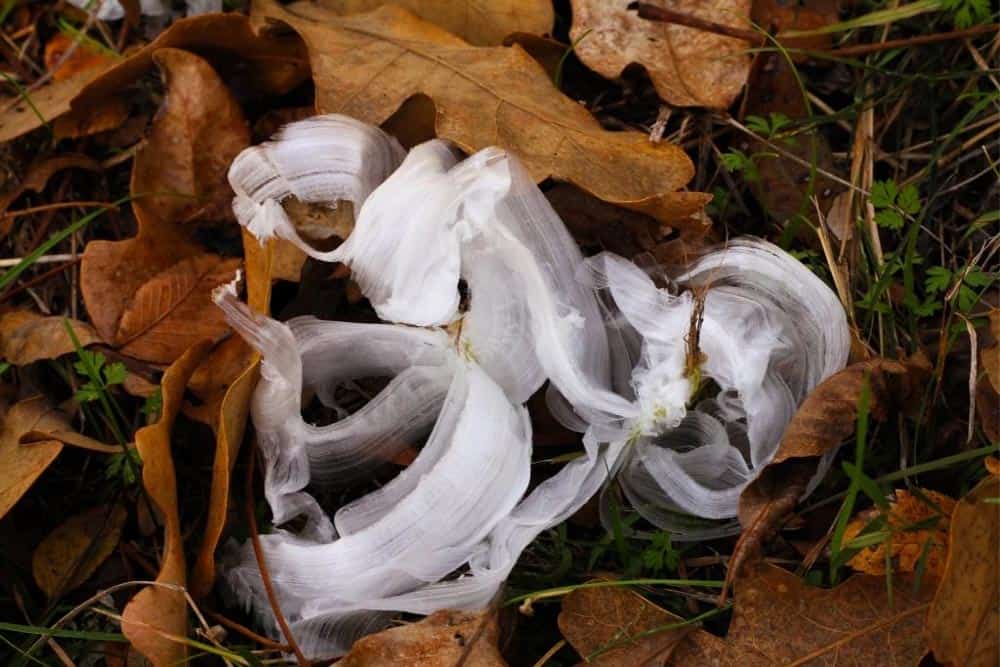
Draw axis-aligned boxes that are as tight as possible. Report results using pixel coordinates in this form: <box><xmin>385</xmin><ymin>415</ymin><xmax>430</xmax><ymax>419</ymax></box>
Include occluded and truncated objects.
<box><xmin>252</xmin><ymin>0</ymin><xmax>708</xmax><ymax>224</ymax></box>
<box><xmin>81</xmin><ymin>49</ymin><xmax>247</xmax><ymax>364</ymax></box>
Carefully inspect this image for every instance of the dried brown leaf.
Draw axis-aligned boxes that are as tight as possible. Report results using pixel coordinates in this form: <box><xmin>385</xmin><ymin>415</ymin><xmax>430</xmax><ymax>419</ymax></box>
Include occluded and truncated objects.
<box><xmin>729</xmin><ymin>359</ymin><xmax>916</xmax><ymax>587</ymax></box>
<box><xmin>44</xmin><ymin>33</ymin><xmax>119</xmax><ymax>82</ymax></box>
<box><xmin>32</xmin><ymin>504</ymin><xmax>127</xmax><ymax>598</ymax></box>
<box><xmin>843</xmin><ymin>489</ymin><xmax>955</xmax><ymax>579</ymax></box>
<box><xmin>82</xmin><ymin>49</ymin><xmax>247</xmax><ymax>364</ymax></box>
<box><xmin>0</xmin><ymin>14</ymin><xmax>307</xmax><ymax>144</ymax></box>
<box><xmin>982</xmin><ymin>308</ymin><xmax>999</xmax><ymax>395</ymax></box>
<box><xmin>0</xmin><ymin>310</ymin><xmax>103</xmax><ymax>365</ymax></box>
<box><xmin>0</xmin><ymin>397</ymin><xmax>66</xmax><ymax>520</ymax></box>
<box><xmin>121</xmin><ymin>342</ymin><xmax>211</xmax><ymax>667</ymax></box>
<box><xmin>558</xmin><ymin>583</ymin><xmax>693</xmax><ymax>665</ymax></box>
<box><xmin>569</xmin><ymin>0</ymin><xmax>752</xmax><ymax>109</ymax></box>
<box><xmin>676</xmin><ymin>563</ymin><xmax>933</xmax><ymax>665</ymax></box>
<box><xmin>190</xmin><ymin>231</ymin><xmax>272</xmax><ymax>598</ymax></box>
<box><xmin>926</xmin><ymin>473</ymin><xmax>1000</xmax><ymax>667</ymax></box>
<box><xmin>115</xmin><ymin>254</ymin><xmax>241</xmax><ymax>363</ymax></box>
<box><xmin>339</xmin><ymin>610</ymin><xmax>505</xmax><ymax>667</ymax></box>
<box><xmin>253</xmin><ymin>0</ymin><xmax>709</xmax><ymax>224</ymax></box>
<box><xmin>285</xmin><ymin>0</ymin><xmax>553</xmax><ymax>45</ymax></box>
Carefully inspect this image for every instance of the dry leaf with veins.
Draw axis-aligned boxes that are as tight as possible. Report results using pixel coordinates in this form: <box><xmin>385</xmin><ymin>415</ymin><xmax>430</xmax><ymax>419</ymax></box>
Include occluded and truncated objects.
<box><xmin>672</xmin><ymin>563</ymin><xmax>932</xmax><ymax>665</ymax></box>
<box><xmin>0</xmin><ymin>398</ymin><xmax>67</xmax><ymax>520</ymax></box>
<box><xmin>32</xmin><ymin>504</ymin><xmax>127</xmax><ymax>598</ymax></box>
<box><xmin>339</xmin><ymin>610</ymin><xmax>505</xmax><ymax>667</ymax></box>
<box><xmin>284</xmin><ymin>0</ymin><xmax>552</xmax><ymax>46</ymax></box>
<box><xmin>81</xmin><ymin>48</ymin><xmax>244</xmax><ymax>364</ymax></box>
<box><xmin>927</xmin><ymin>472</ymin><xmax>1000</xmax><ymax>667</ymax></box>
<box><xmin>570</xmin><ymin>0</ymin><xmax>752</xmax><ymax>109</ymax></box>
<box><xmin>0</xmin><ymin>311</ymin><xmax>103</xmax><ymax>366</ymax></box>
<box><xmin>251</xmin><ymin>0</ymin><xmax>708</xmax><ymax>224</ymax></box>
<box><xmin>559</xmin><ymin>583</ymin><xmax>694</xmax><ymax>665</ymax></box>
<box><xmin>843</xmin><ymin>488</ymin><xmax>954</xmax><ymax>578</ymax></box>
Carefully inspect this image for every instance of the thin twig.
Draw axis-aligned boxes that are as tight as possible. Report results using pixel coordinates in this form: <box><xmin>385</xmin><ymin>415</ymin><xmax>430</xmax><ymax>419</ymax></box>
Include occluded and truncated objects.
<box><xmin>245</xmin><ymin>447</ymin><xmax>310</xmax><ymax>666</ymax></box>
<box><xmin>830</xmin><ymin>23</ymin><xmax>999</xmax><ymax>57</ymax></box>
<box><xmin>205</xmin><ymin>611</ymin><xmax>292</xmax><ymax>653</ymax></box>
<box><xmin>0</xmin><ymin>258</ymin><xmax>80</xmax><ymax>303</ymax></box>
<box><xmin>627</xmin><ymin>2</ymin><xmax>761</xmax><ymax>43</ymax></box>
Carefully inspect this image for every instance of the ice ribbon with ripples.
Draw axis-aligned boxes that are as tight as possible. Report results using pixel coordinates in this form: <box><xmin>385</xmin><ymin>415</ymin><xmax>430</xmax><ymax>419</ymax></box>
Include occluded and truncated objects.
<box><xmin>219</xmin><ymin>113</ymin><xmax>849</xmax><ymax>657</ymax></box>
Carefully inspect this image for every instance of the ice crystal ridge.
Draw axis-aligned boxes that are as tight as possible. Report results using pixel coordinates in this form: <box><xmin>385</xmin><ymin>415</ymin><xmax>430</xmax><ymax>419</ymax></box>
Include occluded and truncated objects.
<box><xmin>216</xmin><ymin>114</ymin><xmax>850</xmax><ymax>658</ymax></box>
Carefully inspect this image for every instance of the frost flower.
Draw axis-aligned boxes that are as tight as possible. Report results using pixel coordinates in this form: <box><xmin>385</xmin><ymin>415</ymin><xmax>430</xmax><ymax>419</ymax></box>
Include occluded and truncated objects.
<box><xmin>217</xmin><ymin>113</ymin><xmax>849</xmax><ymax>657</ymax></box>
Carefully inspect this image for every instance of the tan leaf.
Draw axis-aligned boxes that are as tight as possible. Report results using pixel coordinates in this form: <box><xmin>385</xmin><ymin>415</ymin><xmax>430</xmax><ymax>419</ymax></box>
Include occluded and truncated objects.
<box><xmin>338</xmin><ymin>610</ymin><xmax>506</xmax><ymax>667</ymax></box>
<box><xmin>843</xmin><ymin>489</ymin><xmax>955</xmax><ymax>579</ymax></box>
<box><xmin>82</xmin><ymin>49</ymin><xmax>247</xmax><ymax>363</ymax></box>
<box><xmin>0</xmin><ymin>14</ymin><xmax>307</xmax><ymax>144</ymax></box>
<box><xmin>121</xmin><ymin>342</ymin><xmax>211</xmax><ymax>667</ymax></box>
<box><xmin>32</xmin><ymin>504</ymin><xmax>127</xmax><ymax>598</ymax></box>
<box><xmin>253</xmin><ymin>0</ymin><xmax>709</xmax><ymax>224</ymax></box>
<box><xmin>674</xmin><ymin>563</ymin><xmax>933</xmax><ymax>665</ymax></box>
<box><xmin>729</xmin><ymin>358</ymin><xmax>920</xmax><ymax>587</ymax></box>
<box><xmin>44</xmin><ymin>33</ymin><xmax>120</xmax><ymax>82</ymax></box>
<box><xmin>0</xmin><ymin>397</ymin><xmax>66</xmax><ymax>520</ymax></box>
<box><xmin>982</xmin><ymin>308</ymin><xmax>999</xmax><ymax>395</ymax></box>
<box><xmin>569</xmin><ymin>0</ymin><xmax>751</xmax><ymax>109</ymax></box>
<box><xmin>0</xmin><ymin>310</ymin><xmax>103</xmax><ymax>365</ymax></box>
<box><xmin>926</xmin><ymin>474</ymin><xmax>1000</xmax><ymax>667</ymax></box>
<box><xmin>115</xmin><ymin>254</ymin><xmax>242</xmax><ymax>363</ymax></box>
<box><xmin>285</xmin><ymin>0</ymin><xmax>553</xmax><ymax>45</ymax></box>
<box><xmin>190</xmin><ymin>231</ymin><xmax>272</xmax><ymax>598</ymax></box>
<box><xmin>558</xmin><ymin>583</ymin><xmax>694</xmax><ymax>665</ymax></box>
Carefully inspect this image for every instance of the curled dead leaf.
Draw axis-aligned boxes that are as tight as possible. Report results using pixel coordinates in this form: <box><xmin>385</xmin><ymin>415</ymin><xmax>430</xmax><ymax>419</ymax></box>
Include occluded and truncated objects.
<box><xmin>558</xmin><ymin>582</ymin><xmax>694</xmax><ymax>665</ymax></box>
<box><xmin>570</xmin><ymin>0</ymin><xmax>752</xmax><ymax>109</ymax></box>
<box><xmin>121</xmin><ymin>341</ymin><xmax>211</xmax><ymax>667</ymax></box>
<box><xmin>0</xmin><ymin>14</ymin><xmax>307</xmax><ymax>144</ymax></box>
<box><xmin>729</xmin><ymin>358</ymin><xmax>920</xmax><ymax>588</ymax></box>
<box><xmin>673</xmin><ymin>563</ymin><xmax>933</xmax><ymax>665</ymax></box>
<box><xmin>843</xmin><ymin>488</ymin><xmax>955</xmax><ymax>579</ymax></box>
<box><xmin>285</xmin><ymin>0</ymin><xmax>553</xmax><ymax>46</ymax></box>
<box><xmin>253</xmin><ymin>0</ymin><xmax>709</xmax><ymax>224</ymax></box>
<box><xmin>339</xmin><ymin>610</ymin><xmax>505</xmax><ymax>667</ymax></box>
<box><xmin>0</xmin><ymin>397</ymin><xmax>67</xmax><ymax>520</ymax></box>
<box><xmin>190</xmin><ymin>231</ymin><xmax>272</xmax><ymax>598</ymax></box>
<box><xmin>926</xmin><ymin>473</ymin><xmax>999</xmax><ymax>667</ymax></box>
<box><xmin>82</xmin><ymin>49</ymin><xmax>248</xmax><ymax>364</ymax></box>
<box><xmin>32</xmin><ymin>504</ymin><xmax>127</xmax><ymax>598</ymax></box>
<box><xmin>0</xmin><ymin>311</ymin><xmax>103</xmax><ymax>365</ymax></box>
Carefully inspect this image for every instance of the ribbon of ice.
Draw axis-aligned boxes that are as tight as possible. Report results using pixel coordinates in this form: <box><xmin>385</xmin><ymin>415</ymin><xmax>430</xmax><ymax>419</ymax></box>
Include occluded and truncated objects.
<box><xmin>217</xmin><ymin>115</ymin><xmax>849</xmax><ymax>658</ymax></box>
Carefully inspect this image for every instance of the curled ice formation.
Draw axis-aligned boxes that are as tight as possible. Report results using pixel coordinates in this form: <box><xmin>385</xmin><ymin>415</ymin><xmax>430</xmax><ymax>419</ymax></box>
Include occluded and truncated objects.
<box><xmin>220</xmin><ymin>113</ymin><xmax>849</xmax><ymax>657</ymax></box>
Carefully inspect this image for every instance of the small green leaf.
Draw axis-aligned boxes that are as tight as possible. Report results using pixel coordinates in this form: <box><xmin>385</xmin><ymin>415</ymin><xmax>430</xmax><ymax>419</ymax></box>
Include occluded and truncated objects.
<box><xmin>0</xmin><ymin>361</ymin><xmax>9</xmax><ymax>377</ymax></box>
<box><xmin>870</xmin><ymin>180</ymin><xmax>897</xmax><ymax>209</ymax></box>
<box><xmin>75</xmin><ymin>384</ymin><xmax>102</xmax><ymax>403</ymax></box>
<box><xmin>142</xmin><ymin>388</ymin><xmax>163</xmax><ymax>421</ymax></box>
<box><xmin>958</xmin><ymin>285</ymin><xmax>980</xmax><ymax>312</ymax></box>
<box><xmin>73</xmin><ymin>350</ymin><xmax>105</xmax><ymax>378</ymax></box>
<box><xmin>925</xmin><ymin>266</ymin><xmax>953</xmax><ymax>294</ymax></box>
<box><xmin>720</xmin><ymin>149</ymin><xmax>749</xmax><ymax>173</ymax></box>
<box><xmin>103</xmin><ymin>361</ymin><xmax>128</xmax><ymax>387</ymax></box>
<box><xmin>745</xmin><ymin>115</ymin><xmax>770</xmax><ymax>135</ymax></box>
<box><xmin>963</xmin><ymin>267</ymin><xmax>994</xmax><ymax>288</ymax></box>
<box><xmin>874</xmin><ymin>209</ymin><xmax>904</xmax><ymax>230</ymax></box>
<box><xmin>896</xmin><ymin>184</ymin><xmax>921</xmax><ymax>215</ymax></box>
